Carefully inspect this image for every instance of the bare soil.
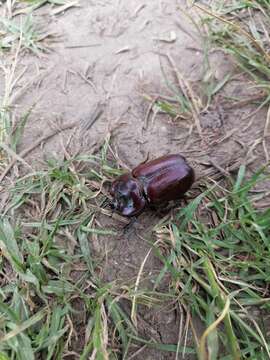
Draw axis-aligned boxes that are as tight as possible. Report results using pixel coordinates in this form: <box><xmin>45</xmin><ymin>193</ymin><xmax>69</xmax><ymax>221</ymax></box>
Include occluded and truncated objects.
<box><xmin>1</xmin><ymin>0</ymin><xmax>269</xmax><ymax>358</ymax></box>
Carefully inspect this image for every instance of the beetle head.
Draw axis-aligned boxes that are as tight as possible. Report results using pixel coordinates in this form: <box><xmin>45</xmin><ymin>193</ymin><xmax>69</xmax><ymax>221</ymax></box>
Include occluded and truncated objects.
<box><xmin>110</xmin><ymin>173</ymin><xmax>146</xmax><ymax>216</ymax></box>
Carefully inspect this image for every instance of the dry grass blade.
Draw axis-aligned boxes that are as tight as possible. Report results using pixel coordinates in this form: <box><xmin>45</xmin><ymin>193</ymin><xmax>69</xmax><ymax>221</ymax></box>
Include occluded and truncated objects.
<box><xmin>0</xmin><ymin>309</ymin><xmax>47</xmax><ymax>343</ymax></box>
<box><xmin>152</xmin><ymin>158</ymin><xmax>270</xmax><ymax>358</ymax></box>
<box><xmin>0</xmin><ymin>34</ymin><xmax>22</xmax><ymax>145</ymax></box>
<box><xmin>0</xmin><ymin>120</ymin><xmax>77</xmax><ymax>182</ymax></box>
<box><xmin>165</xmin><ymin>53</ymin><xmax>203</xmax><ymax>136</ymax></box>
<box><xmin>198</xmin><ymin>297</ymin><xmax>231</xmax><ymax>360</ymax></box>
<box><xmin>52</xmin><ymin>1</ymin><xmax>80</xmax><ymax>16</ymax></box>
<box><xmin>131</xmin><ymin>243</ymin><xmax>156</xmax><ymax>327</ymax></box>
<box><xmin>192</xmin><ymin>153</ymin><xmax>256</xmax><ymax>188</ymax></box>
<box><xmin>0</xmin><ymin>142</ymin><xmax>33</xmax><ymax>170</ymax></box>
<box><xmin>263</xmin><ymin>104</ymin><xmax>270</xmax><ymax>162</ymax></box>
<box><xmin>194</xmin><ymin>3</ymin><xmax>270</xmax><ymax>63</ymax></box>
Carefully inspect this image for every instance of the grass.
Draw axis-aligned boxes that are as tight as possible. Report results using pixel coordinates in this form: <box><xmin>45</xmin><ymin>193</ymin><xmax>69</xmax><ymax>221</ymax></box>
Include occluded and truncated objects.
<box><xmin>0</xmin><ymin>0</ymin><xmax>79</xmax><ymax>53</ymax></box>
<box><xmin>152</xmin><ymin>165</ymin><xmax>270</xmax><ymax>359</ymax></box>
<box><xmin>150</xmin><ymin>0</ymin><xmax>270</xmax><ymax>132</ymax></box>
<box><xmin>0</xmin><ymin>150</ymin><xmax>144</xmax><ymax>359</ymax></box>
<box><xmin>140</xmin><ymin>3</ymin><xmax>270</xmax><ymax>357</ymax></box>
<box><xmin>0</xmin><ymin>0</ymin><xmax>79</xmax><ymax>158</ymax></box>
<box><xmin>0</xmin><ymin>146</ymin><xmax>269</xmax><ymax>358</ymax></box>
<box><xmin>195</xmin><ymin>0</ymin><xmax>270</xmax><ymax>106</ymax></box>
<box><xmin>0</xmin><ymin>14</ymin><xmax>47</xmax><ymax>54</ymax></box>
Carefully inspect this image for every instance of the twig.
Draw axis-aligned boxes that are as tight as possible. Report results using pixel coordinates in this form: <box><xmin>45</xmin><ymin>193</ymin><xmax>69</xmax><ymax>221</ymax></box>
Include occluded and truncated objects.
<box><xmin>76</xmin><ymin>71</ymin><xmax>97</xmax><ymax>93</ymax></box>
<box><xmin>165</xmin><ymin>53</ymin><xmax>203</xmax><ymax>137</ymax></box>
<box><xmin>131</xmin><ymin>240</ymin><xmax>159</xmax><ymax>327</ymax></box>
<box><xmin>52</xmin><ymin>1</ymin><xmax>80</xmax><ymax>16</ymax></box>
<box><xmin>193</xmin><ymin>154</ymin><xmax>256</xmax><ymax>188</ymax></box>
<box><xmin>0</xmin><ymin>121</ymin><xmax>77</xmax><ymax>182</ymax></box>
<box><xmin>208</xmin><ymin>128</ymin><xmax>238</xmax><ymax>147</ymax></box>
<box><xmin>0</xmin><ymin>142</ymin><xmax>33</xmax><ymax>171</ymax></box>
<box><xmin>80</xmin><ymin>103</ymin><xmax>104</xmax><ymax>131</ymax></box>
<box><xmin>263</xmin><ymin>104</ymin><xmax>270</xmax><ymax>163</ymax></box>
<box><xmin>194</xmin><ymin>3</ymin><xmax>270</xmax><ymax>63</ymax></box>
<box><xmin>142</xmin><ymin>96</ymin><xmax>158</xmax><ymax>132</ymax></box>
<box><xmin>209</xmin><ymin>159</ymin><xmax>230</xmax><ymax>177</ymax></box>
<box><xmin>264</xmin><ymin>105</ymin><xmax>270</xmax><ymax>138</ymax></box>
<box><xmin>222</xmin><ymin>92</ymin><xmax>267</xmax><ymax>110</ymax></box>
<box><xmin>65</xmin><ymin>44</ymin><xmax>101</xmax><ymax>49</ymax></box>
<box><xmin>131</xmin><ymin>4</ymin><xmax>146</xmax><ymax>19</ymax></box>
<box><xmin>127</xmin><ymin>345</ymin><xmax>147</xmax><ymax>360</ymax></box>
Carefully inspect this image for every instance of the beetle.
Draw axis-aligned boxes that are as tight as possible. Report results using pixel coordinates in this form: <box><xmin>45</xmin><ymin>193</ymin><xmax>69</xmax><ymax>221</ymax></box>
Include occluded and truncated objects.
<box><xmin>110</xmin><ymin>154</ymin><xmax>195</xmax><ymax>216</ymax></box>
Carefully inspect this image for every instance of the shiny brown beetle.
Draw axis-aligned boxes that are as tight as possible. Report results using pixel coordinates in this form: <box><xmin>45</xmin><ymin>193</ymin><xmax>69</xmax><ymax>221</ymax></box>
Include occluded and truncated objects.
<box><xmin>110</xmin><ymin>154</ymin><xmax>195</xmax><ymax>216</ymax></box>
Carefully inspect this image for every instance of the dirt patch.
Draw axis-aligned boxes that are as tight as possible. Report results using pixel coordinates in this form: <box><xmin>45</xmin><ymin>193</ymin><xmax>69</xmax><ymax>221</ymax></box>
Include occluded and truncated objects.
<box><xmin>2</xmin><ymin>1</ymin><xmax>268</xmax><ymax>173</ymax></box>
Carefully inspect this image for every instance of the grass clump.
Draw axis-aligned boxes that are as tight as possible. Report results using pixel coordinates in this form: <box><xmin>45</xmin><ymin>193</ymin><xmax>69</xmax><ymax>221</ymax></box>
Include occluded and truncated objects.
<box><xmin>0</xmin><ymin>0</ymin><xmax>80</xmax><ymax>54</ymax></box>
<box><xmin>149</xmin><ymin>1</ymin><xmax>270</xmax><ymax>130</ymax></box>
<box><xmin>0</xmin><ymin>151</ymin><xmax>135</xmax><ymax>359</ymax></box>
<box><xmin>0</xmin><ymin>14</ymin><xmax>46</xmax><ymax>54</ymax></box>
<box><xmin>195</xmin><ymin>1</ymin><xmax>270</xmax><ymax>105</ymax></box>
<box><xmin>0</xmin><ymin>147</ymin><xmax>173</xmax><ymax>358</ymax></box>
<box><xmin>2</xmin><ymin>147</ymin><xmax>268</xmax><ymax>359</ymax></box>
<box><xmin>152</xmin><ymin>165</ymin><xmax>270</xmax><ymax>359</ymax></box>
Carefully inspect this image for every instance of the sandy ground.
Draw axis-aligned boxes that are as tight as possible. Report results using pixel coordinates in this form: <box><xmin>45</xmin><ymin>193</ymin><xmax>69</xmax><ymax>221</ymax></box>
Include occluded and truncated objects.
<box><xmin>5</xmin><ymin>1</ymin><xmax>267</xmax><ymax>171</ymax></box>
<box><xmin>1</xmin><ymin>0</ymin><xmax>269</xmax><ymax>358</ymax></box>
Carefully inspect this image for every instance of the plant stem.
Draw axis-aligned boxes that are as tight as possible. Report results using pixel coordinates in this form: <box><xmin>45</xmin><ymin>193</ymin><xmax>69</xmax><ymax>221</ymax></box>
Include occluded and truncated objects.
<box><xmin>203</xmin><ymin>258</ymin><xmax>241</xmax><ymax>360</ymax></box>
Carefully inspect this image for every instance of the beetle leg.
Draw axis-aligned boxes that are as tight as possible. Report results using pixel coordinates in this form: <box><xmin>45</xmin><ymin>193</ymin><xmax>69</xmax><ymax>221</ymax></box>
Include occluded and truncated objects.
<box><xmin>123</xmin><ymin>216</ymin><xmax>138</xmax><ymax>235</ymax></box>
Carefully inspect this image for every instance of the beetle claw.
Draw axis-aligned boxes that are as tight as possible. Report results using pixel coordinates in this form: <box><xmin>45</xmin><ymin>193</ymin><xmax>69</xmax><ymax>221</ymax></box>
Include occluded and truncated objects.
<box><xmin>109</xmin><ymin>201</ymin><xmax>117</xmax><ymax>210</ymax></box>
